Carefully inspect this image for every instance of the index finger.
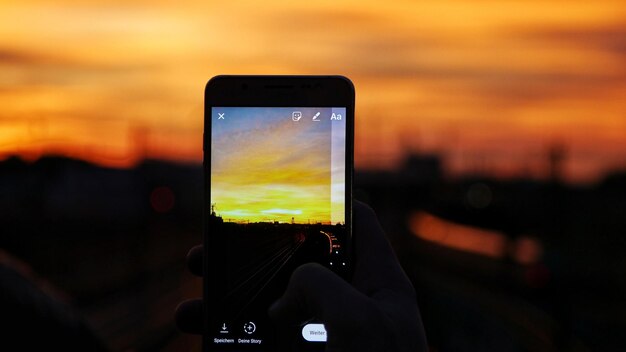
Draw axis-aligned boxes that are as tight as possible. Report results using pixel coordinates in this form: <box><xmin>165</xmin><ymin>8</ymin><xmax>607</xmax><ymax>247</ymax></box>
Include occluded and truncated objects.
<box><xmin>351</xmin><ymin>201</ymin><xmax>415</xmax><ymax>300</ymax></box>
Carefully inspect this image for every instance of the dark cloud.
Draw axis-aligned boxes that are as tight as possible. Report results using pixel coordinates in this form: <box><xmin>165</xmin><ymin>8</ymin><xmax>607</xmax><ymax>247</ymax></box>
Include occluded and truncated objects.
<box><xmin>0</xmin><ymin>46</ymin><xmax>152</xmax><ymax>72</ymax></box>
<box><xmin>0</xmin><ymin>48</ymin><xmax>50</xmax><ymax>65</ymax></box>
<box><xmin>518</xmin><ymin>23</ymin><xmax>626</xmax><ymax>57</ymax></box>
<box><xmin>265</xmin><ymin>8</ymin><xmax>625</xmax><ymax>106</ymax></box>
<box><xmin>264</xmin><ymin>8</ymin><xmax>393</xmax><ymax>30</ymax></box>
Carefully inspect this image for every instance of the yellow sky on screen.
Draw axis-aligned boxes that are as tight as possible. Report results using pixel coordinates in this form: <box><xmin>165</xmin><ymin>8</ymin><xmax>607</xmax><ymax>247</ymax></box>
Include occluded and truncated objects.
<box><xmin>0</xmin><ymin>0</ymin><xmax>625</xmax><ymax>183</ymax></box>
<box><xmin>210</xmin><ymin>108</ymin><xmax>339</xmax><ymax>224</ymax></box>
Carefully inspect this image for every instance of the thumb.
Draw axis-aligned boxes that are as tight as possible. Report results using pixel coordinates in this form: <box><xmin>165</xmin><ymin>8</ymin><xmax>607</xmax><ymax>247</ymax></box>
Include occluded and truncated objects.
<box><xmin>268</xmin><ymin>263</ymin><xmax>390</xmax><ymax>350</ymax></box>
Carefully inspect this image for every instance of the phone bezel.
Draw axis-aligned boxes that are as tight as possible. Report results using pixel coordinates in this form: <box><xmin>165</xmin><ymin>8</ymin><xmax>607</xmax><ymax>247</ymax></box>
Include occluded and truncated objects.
<box><xmin>203</xmin><ymin>75</ymin><xmax>355</xmax><ymax>351</ymax></box>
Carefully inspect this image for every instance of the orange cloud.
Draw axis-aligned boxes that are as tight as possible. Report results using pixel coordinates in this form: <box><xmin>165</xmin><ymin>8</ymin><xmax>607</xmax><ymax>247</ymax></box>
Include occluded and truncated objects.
<box><xmin>1</xmin><ymin>0</ymin><xmax>624</xmax><ymax>184</ymax></box>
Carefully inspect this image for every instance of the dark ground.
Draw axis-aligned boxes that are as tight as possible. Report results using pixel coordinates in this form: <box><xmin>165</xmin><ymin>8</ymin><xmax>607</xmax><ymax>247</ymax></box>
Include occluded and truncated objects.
<box><xmin>1</xmin><ymin>155</ymin><xmax>625</xmax><ymax>351</ymax></box>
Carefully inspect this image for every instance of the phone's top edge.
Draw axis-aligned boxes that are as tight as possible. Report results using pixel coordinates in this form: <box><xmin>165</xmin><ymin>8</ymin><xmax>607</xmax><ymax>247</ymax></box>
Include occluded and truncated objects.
<box><xmin>205</xmin><ymin>75</ymin><xmax>353</xmax><ymax>88</ymax></box>
<box><xmin>204</xmin><ymin>75</ymin><xmax>355</xmax><ymax>107</ymax></box>
<box><xmin>207</xmin><ymin>74</ymin><xmax>351</xmax><ymax>80</ymax></box>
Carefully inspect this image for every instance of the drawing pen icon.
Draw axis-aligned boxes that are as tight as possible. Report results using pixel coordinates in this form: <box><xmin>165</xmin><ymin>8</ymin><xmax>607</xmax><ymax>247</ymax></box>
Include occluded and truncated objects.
<box><xmin>312</xmin><ymin>112</ymin><xmax>321</xmax><ymax>121</ymax></box>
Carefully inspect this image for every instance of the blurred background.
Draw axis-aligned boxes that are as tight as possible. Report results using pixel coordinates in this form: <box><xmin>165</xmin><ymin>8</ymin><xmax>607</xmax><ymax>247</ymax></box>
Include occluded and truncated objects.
<box><xmin>1</xmin><ymin>0</ymin><xmax>625</xmax><ymax>350</ymax></box>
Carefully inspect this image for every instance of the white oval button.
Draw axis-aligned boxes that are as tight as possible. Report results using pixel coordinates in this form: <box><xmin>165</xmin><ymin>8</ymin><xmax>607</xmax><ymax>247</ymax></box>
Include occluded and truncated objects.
<box><xmin>302</xmin><ymin>323</ymin><xmax>327</xmax><ymax>342</ymax></box>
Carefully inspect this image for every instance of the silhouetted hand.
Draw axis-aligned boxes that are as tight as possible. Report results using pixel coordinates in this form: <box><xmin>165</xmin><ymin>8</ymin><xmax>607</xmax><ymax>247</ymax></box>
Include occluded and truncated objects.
<box><xmin>176</xmin><ymin>201</ymin><xmax>427</xmax><ymax>351</ymax></box>
<box><xmin>175</xmin><ymin>243</ymin><xmax>203</xmax><ymax>335</ymax></box>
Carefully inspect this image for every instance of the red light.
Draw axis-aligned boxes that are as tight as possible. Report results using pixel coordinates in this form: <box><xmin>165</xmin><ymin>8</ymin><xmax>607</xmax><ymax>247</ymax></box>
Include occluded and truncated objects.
<box><xmin>524</xmin><ymin>264</ymin><xmax>550</xmax><ymax>288</ymax></box>
<box><xmin>150</xmin><ymin>186</ymin><xmax>175</xmax><ymax>213</ymax></box>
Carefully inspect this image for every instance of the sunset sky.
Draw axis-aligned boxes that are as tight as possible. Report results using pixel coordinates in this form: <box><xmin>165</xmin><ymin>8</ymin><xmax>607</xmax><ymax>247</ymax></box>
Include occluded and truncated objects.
<box><xmin>211</xmin><ymin>108</ymin><xmax>345</xmax><ymax>224</ymax></box>
<box><xmin>1</xmin><ymin>0</ymin><xmax>625</xmax><ymax>183</ymax></box>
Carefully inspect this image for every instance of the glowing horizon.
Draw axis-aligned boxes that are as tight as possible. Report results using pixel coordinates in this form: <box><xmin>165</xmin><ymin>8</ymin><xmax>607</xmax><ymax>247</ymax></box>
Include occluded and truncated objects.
<box><xmin>1</xmin><ymin>1</ymin><xmax>625</xmax><ymax>183</ymax></box>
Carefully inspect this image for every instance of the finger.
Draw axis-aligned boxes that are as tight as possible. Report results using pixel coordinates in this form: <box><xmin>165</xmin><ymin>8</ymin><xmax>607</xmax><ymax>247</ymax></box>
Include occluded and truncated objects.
<box><xmin>352</xmin><ymin>201</ymin><xmax>415</xmax><ymax>299</ymax></box>
<box><xmin>175</xmin><ymin>298</ymin><xmax>203</xmax><ymax>334</ymax></box>
<box><xmin>268</xmin><ymin>263</ymin><xmax>389</xmax><ymax>348</ymax></box>
<box><xmin>268</xmin><ymin>263</ymin><xmax>373</xmax><ymax>324</ymax></box>
<box><xmin>187</xmin><ymin>245</ymin><xmax>203</xmax><ymax>277</ymax></box>
<box><xmin>352</xmin><ymin>202</ymin><xmax>428</xmax><ymax>351</ymax></box>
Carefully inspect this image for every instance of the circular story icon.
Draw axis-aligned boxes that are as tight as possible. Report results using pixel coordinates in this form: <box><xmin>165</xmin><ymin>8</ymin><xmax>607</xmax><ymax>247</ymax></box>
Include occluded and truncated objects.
<box><xmin>243</xmin><ymin>321</ymin><xmax>256</xmax><ymax>334</ymax></box>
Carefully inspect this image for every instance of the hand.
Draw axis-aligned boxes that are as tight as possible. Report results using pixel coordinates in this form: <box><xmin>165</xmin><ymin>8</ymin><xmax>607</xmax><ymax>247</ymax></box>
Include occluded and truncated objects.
<box><xmin>175</xmin><ymin>201</ymin><xmax>428</xmax><ymax>351</ymax></box>
<box><xmin>268</xmin><ymin>201</ymin><xmax>427</xmax><ymax>351</ymax></box>
<box><xmin>175</xmin><ymin>243</ymin><xmax>203</xmax><ymax>334</ymax></box>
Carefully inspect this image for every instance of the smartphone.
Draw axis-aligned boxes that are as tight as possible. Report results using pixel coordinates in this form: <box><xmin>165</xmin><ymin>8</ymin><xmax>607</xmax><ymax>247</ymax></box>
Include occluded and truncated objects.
<box><xmin>203</xmin><ymin>76</ymin><xmax>354</xmax><ymax>351</ymax></box>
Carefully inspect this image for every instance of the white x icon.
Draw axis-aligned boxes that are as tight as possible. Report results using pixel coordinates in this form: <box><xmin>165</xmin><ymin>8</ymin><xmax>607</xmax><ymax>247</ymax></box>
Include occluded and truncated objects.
<box><xmin>217</xmin><ymin>113</ymin><xmax>225</xmax><ymax>120</ymax></box>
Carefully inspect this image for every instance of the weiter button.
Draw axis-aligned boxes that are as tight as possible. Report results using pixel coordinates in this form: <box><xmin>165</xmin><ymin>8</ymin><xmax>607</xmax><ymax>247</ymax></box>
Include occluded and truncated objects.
<box><xmin>302</xmin><ymin>323</ymin><xmax>327</xmax><ymax>342</ymax></box>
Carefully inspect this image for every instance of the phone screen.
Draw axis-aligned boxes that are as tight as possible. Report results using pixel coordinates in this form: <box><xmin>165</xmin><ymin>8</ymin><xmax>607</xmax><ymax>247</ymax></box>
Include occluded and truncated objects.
<box><xmin>207</xmin><ymin>107</ymin><xmax>350</xmax><ymax>351</ymax></box>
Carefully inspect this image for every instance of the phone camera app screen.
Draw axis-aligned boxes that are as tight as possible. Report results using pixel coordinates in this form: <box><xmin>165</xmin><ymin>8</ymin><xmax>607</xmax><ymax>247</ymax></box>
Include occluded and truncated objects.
<box><xmin>209</xmin><ymin>107</ymin><xmax>347</xmax><ymax>350</ymax></box>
